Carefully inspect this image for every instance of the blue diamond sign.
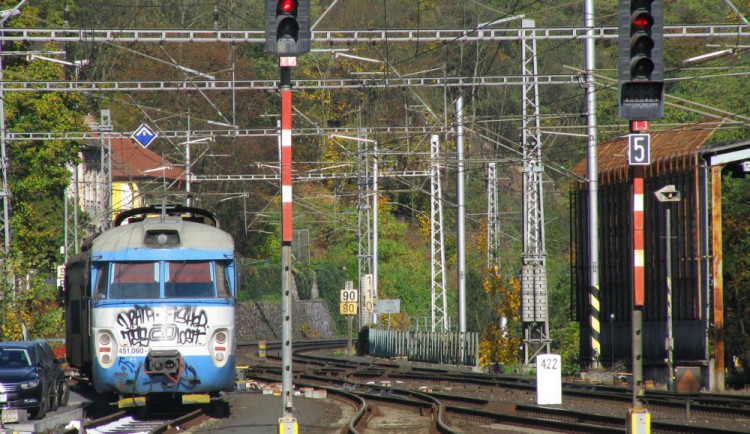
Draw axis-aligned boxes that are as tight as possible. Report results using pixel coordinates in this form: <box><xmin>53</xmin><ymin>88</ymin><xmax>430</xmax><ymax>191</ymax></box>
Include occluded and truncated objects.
<box><xmin>131</xmin><ymin>123</ymin><xmax>158</xmax><ymax>148</ymax></box>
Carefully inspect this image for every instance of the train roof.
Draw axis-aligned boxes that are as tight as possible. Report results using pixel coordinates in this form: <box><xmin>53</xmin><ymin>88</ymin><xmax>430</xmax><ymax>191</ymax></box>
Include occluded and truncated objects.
<box><xmin>90</xmin><ymin>215</ymin><xmax>233</xmax><ymax>254</ymax></box>
<box><xmin>114</xmin><ymin>205</ymin><xmax>219</xmax><ymax>227</ymax></box>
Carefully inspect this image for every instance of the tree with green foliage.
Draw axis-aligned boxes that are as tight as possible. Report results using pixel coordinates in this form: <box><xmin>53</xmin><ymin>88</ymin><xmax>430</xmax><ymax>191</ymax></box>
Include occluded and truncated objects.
<box><xmin>4</xmin><ymin>54</ymin><xmax>84</xmax><ymax>269</ymax></box>
<box><xmin>0</xmin><ymin>273</ymin><xmax>63</xmax><ymax>341</ymax></box>
<box><xmin>2</xmin><ymin>1</ymin><xmax>749</xmax><ymax>376</ymax></box>
<box><xmin>0</xmin><ymin>5</ymin><xmax>84</xmax><ymax>339</ymax></box>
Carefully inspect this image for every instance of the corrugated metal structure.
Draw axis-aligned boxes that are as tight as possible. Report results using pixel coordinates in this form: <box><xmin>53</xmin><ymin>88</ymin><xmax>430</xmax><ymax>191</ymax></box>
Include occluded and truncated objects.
<box><xmin>368</xmin><ymin>329</ymin><xmax>480</xmax><ymax>366</ymax></box>
<box><xmin>571</xmin><ymin>120</ymin><xmax>720</xmax><ymax>386</ymax></box>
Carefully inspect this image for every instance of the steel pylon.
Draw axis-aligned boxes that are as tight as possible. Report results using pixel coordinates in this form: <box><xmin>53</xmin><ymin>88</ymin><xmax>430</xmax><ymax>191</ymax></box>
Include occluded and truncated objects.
<box><xmin>521</xmin><ymin>19</ymin><xmax>551</xmax><ymax>366</ymax></box>
<box><xmin>430</xmin><ymin>135</ymin><xmax>448</xmax><ymax>332</ymax></box>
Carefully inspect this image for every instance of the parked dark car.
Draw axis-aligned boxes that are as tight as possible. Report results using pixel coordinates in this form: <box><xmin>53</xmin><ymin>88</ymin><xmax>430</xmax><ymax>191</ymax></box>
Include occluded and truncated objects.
<box><xmin>0</xmin><ymin>340</ymin><xmax>69</xmax><ymax>419</ymax></box>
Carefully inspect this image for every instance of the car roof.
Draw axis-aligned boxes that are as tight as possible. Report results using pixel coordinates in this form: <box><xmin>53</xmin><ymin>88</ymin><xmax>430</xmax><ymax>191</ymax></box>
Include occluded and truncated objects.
<box><xmin>0</xmin><ymin>340</ymin><xmax>51</xmax><ymax>348</ymax></box>
<box><xmin>0</xmin><ymin>341</ymin><xmax>33</xmax><ymax>348</ymax></box>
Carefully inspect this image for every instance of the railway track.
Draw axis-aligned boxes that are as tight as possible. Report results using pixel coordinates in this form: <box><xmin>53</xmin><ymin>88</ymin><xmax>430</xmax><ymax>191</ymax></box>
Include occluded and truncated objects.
<box><xmin>60</xmin><ymin>405</ymin><xmax>209</xmax><ymax>434</ymax></box>
<box><xmin>238</xmin><ymin>339</ymin><xmax>750</xmax><ymax>433</ymax></box>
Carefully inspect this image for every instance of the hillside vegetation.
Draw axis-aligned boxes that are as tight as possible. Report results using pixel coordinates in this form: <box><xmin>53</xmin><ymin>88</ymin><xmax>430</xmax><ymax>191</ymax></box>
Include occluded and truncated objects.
<box><xmin>0</xmin><ymin>0</ymin><xmax>749</xmax><ymax>376</ymax></box>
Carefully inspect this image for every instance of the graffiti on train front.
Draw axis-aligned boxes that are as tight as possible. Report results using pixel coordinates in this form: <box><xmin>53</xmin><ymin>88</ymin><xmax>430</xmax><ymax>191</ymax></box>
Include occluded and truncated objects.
<box><xmin>116</xmin><ymin>305</ymin><xmax>210</xmax><ymax>347</ymax></box>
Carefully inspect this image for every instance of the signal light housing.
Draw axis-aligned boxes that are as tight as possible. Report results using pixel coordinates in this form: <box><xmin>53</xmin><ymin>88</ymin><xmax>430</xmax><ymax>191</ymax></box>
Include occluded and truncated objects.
<box><xmin>265</xmin><ymin>0</ymin><xmax>311</xmax><ymax>57</ymax></box>
<box><xmin>617</xmin><ymin>0</ymin><xmax>664</xmax><ymax>120</ymax></box>
<box><xmin>280</xmin><ymin>0</ymin><xmax>295</xmax><ymax>13</ymax></box>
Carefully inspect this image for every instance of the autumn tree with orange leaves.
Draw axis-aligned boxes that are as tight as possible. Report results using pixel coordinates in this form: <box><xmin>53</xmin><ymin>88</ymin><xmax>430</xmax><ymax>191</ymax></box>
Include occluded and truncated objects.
<box><xmin>478</xmin><ymin>267</ymin><xmax>521</xmax><ymax>367</ymax></box>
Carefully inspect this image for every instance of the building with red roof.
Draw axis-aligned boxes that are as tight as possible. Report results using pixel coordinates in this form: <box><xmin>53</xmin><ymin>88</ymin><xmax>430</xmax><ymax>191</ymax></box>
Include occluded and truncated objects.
<box><xmin>68</xmin><ymin>115</ymin><xmax>187</xmax><ymax>233</ymax></box>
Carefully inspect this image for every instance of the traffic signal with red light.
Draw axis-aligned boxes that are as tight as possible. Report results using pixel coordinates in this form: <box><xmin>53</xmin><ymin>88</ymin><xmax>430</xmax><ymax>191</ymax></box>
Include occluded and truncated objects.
<box><xmin>617</xmin><ymin>0</ymin><xmax>664</xmax><ymax>120</ymax></box>
<box><xmin>265</xmin><ymin>0</ymin><xmax>311</xmax><ymax>56</ymax></box>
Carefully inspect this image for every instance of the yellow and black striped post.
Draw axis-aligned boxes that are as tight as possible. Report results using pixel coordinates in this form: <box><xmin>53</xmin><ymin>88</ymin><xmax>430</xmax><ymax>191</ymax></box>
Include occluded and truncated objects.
<box><xmin>590</xmin><ymin>284</ymin><xmax>601</xmax><ymax>365</ymax></box>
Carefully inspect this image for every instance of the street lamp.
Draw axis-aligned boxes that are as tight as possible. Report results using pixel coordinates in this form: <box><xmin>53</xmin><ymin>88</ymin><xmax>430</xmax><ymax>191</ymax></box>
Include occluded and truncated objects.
<box><xmin>654</xmin><ymin>184</ymin><xmax>681</xmax><ymax>392</ymax></box>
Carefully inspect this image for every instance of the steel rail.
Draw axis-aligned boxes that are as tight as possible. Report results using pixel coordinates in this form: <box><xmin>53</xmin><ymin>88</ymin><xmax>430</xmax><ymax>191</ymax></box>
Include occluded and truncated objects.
<box><xmin>258</xmin><ymin>367</ymin><xmax>620</xmax><ymax>433</ymax></box>
<box><xmin>358</xmin><ymin>367</ymin><xmax>750</xmax><ymax>420</ymax></box>
<box><xmin>151</xmin><ymin>408</ymin><xmax>207</xmax><ymax>433</ymax></box>
<box><xmin>62</xmin><ymin>404</ymin><xmax>207</xmax><ymax>434</ymax></box>
<box><xmin>73</xmin><ymin>409</ymin><xmax>130</xmax><ymax>433</ymax></box>
<box><xmin>250</xmin><ymin>369</ymin><xmax>456</xmax><ymax>433</ymax></box>
<box><xmin>264</xmin><ymin>340</ymin><xmax>750</xmax><ymax>428</ymax></box>
<box><xmin>254</xmin><ymin>364</ymin><xmax>747</xmax><ymax>434</ymax></box>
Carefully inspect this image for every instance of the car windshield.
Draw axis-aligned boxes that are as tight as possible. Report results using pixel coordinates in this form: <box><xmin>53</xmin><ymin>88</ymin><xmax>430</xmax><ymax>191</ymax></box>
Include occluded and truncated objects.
<box><xmin>0</xmin><ymin>348</ymin><xmax>31</xmax><ymax>368</ymax></box>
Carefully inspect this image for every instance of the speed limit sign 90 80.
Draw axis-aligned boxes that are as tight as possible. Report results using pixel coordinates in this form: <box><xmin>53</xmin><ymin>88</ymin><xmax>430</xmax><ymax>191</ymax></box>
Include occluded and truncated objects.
<box><xmin>628</xmin><ymin>133</ymin><xmax>650</xmax><ymax>166</ymax></box>
<box><xmin>340</xmin><ymin>289</ymin><xmax>358</xmax><ymax>315</ymax></box>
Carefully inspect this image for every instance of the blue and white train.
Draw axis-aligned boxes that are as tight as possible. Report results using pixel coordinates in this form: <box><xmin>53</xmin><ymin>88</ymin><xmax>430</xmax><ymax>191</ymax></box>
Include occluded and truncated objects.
<box><xmin>64</xmin><ymin>205</ymin><xmax>236</xmax><ymax>404</ymax></box>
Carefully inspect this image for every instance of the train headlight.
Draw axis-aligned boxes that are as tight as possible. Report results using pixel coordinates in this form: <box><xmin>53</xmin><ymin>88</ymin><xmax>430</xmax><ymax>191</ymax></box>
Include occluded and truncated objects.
<box><xmin>210</xmin><ymin>328</ymin><xmax>231</xmax><ymax>368</ymax></box>
<box><xmin>215</xmin><ymin>331</ymin><xmax>227</xmax><ymax>344</ymax></box>
<box><xmin>97</xmin><ymin>331</ymin><xmax>117</xmax><ymax>369</ymax></box>
<box><xmin>144</xmin><ymin>230</ymin><xmax>180</xmax><ymax>248</ymax></box>
<box><xmin>99</xmin><ymin>333</ymin><xmax>111</xmax><ymax>346</ymax></box>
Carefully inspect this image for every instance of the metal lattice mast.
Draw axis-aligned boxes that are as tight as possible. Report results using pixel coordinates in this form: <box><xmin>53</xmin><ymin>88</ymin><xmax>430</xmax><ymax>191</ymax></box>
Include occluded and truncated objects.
<box><xmin>520</xmin><ymin>19</ymin><xmax>550</xmax><ymax>366</ymax></box>
<box><xmin>356</xmin><ymin>137</ymin><xmax>373</xmax><ymax>328</ymax></box>
<box><xmin>487</xmin><ymin>162</ymin><xmax>500</xmax><ymax>270</ymax></box>
<box><xmin>63</xmin><ymin>167</ymin><xmax>79</xmax><ymax>262</ymax></box>
<box><xmin>0</xmin><ymin>39</ymin><xmax>10</xmax><ymax>257</ymax></box>
<box><xmin>97</xmin><ymin>109</ymin><xmax>113</xmax><ymax>231</ymax></box>
<box><xmin>430</xmin><ymin>134</ymin><xmax>448</xmax><ymax>332</ymax></box>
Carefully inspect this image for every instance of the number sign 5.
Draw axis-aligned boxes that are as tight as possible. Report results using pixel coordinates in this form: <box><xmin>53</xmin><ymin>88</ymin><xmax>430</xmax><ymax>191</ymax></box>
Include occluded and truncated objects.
<box><xmin>628</xmin><ymin>133</ymin><xmax>650</xmax><ymax>166</ymax></box>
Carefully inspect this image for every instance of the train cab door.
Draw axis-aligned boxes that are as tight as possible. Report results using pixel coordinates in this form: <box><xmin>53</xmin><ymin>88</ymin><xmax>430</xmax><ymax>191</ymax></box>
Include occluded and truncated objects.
<box><xmin>65</xmin><ymin>258</ymin><xmax>92</xmax><ymax>374</ymax></box>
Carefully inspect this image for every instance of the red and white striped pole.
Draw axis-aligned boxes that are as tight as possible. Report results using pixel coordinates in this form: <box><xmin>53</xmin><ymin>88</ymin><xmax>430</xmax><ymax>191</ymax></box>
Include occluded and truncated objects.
<box><xmin>629</xmin><ymin>120</ymin><xmax>649</xmax><ymax>431</ymax></box>
<box><xmin>633</xmin><ymin>165</ymin><xmax>645</xmax><ymax>307</ymax></box>
<box><xmin>281</xmin><ymin>87</ymin><xmax>293</xmax><ymax>243</ymax></box>
<box><xmin>279</xmin><ymin>62</ymin><xmax>296</xmax><ymax>426</ymax></box>
<box><xmin>632</xmin><ymin>162</ymin><xmax>645</xmax><ymax>410</ymax></box>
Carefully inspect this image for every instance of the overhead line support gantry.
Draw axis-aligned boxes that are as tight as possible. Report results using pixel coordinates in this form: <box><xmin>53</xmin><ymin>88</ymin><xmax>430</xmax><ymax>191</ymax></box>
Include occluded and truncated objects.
<box><xmin>0</xmin><ymin>25</ymin><xmax>745</xmax><ymax>43</ymax></box>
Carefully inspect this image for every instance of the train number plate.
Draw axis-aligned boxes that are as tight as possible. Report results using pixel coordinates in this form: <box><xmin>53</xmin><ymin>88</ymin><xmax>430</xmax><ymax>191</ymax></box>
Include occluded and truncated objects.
<box><xmin>118</xmin><ymin>347</ymin><xmax>148</xmax><ymax>355</ymax></box>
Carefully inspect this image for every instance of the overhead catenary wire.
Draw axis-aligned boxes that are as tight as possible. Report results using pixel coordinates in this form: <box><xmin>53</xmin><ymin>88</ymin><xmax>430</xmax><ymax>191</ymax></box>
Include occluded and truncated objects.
<box><xmin>9</xmin><ymin>2</ymin><xmax>750</xmax><ymax>244</ymax></box>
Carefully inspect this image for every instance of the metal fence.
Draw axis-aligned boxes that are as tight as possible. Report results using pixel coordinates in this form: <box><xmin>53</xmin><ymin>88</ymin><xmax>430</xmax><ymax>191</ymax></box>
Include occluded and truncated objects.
<box><xmin>408</xmin><ymin>316</ymin><xmax>454</xmax><ymax>332</ymax></box>
<box><xmin>368</xmin><ymin>328</ymin><xmax>480</xmax><ymax>366</ymax></box>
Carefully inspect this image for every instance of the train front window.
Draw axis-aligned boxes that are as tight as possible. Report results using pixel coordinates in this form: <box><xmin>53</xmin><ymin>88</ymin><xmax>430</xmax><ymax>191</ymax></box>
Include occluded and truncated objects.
<box><xmin>108</xmin><ymin>262</ymin><xmax>160</xmax><ymax>299</ymax></box>
<box><xmin>165</xmin><ymin>261</ymin><xmax>216</xmax><ymax>298</ymax></box>
<box><xmin>216</xmin><ymin>262</ymin><xmax>231</xmax><ymax>297</ymax></box>
<box><xmin>98</xmin><ymin>261</ymin><xmax>226</xmax><ymax>299</ymax></box>
<box><xmin>94</xmin><ymin>263</ymin><xmax>110</xmax><ymax>298</ymax></box>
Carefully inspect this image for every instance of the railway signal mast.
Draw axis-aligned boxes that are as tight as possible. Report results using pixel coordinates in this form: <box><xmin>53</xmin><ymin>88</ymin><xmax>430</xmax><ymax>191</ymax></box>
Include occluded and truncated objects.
<box><xmin>265</xmin><ymin>1</ymin><xmax>310</xmax><ymax>432</ymax></box>
<box><xmin>618</xmin><ymin>1</ymin><xmax>664</xmax><ymax>433</ymax></box>
<box><xmin>618</xmin><ymin>0</ymin><xmax>664</xmax><ymax>121</ymax></box>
